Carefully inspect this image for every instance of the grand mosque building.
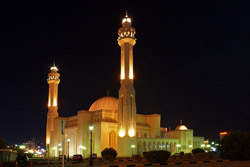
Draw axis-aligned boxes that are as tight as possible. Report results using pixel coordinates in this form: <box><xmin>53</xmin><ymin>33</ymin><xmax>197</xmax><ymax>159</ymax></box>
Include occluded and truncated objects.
<box><xmin>46</xmin><ymin>14</ymin><xmax>204</xmax><ymax>157</ymax></box>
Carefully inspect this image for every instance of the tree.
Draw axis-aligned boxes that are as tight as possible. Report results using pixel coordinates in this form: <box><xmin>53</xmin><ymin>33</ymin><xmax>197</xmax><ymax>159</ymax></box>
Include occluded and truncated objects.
<box><xmin>0</xmin><ymin>137</ymin><xmax>8</xmax><ymax>149</ymax></box>
<box><xmin>218</xmin><ymin>130</ymin><xmax>250</xmax><ymax>160</ymax></box>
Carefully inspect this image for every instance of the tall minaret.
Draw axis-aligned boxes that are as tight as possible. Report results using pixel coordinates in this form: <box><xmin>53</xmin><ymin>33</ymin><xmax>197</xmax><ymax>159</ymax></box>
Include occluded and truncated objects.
<box><xmin>117</xmin><ymin>12</ymin><xmax>137</xmax><ymax>156</ymax></box>
<box><xmin>46</xmin><ymin>64</ymin><xmax>60</xmax><ymax>144</ymax></box>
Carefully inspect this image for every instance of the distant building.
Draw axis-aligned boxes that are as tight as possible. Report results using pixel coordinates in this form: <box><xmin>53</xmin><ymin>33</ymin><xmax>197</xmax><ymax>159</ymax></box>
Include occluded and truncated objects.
<box><xmin>46</xmin><ymin>13</ymin><xmax>204</xmax><ymax>157</ymax></box>
<box><xmin>219</xmin><ymin>132</ymin><xmax>228</xmax><ymax>140</ymax></box>
<box><xmin>23</xmin><ymin>138</ymin><xmax>36</xmax><ymax>150</ymax></box>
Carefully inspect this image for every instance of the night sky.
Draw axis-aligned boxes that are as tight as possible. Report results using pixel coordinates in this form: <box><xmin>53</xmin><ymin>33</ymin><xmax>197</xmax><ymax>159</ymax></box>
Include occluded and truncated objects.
<box><xmin>1</xmin><ymin>1</ymin><xmax>250</xmax><ymax>145</ymax></box>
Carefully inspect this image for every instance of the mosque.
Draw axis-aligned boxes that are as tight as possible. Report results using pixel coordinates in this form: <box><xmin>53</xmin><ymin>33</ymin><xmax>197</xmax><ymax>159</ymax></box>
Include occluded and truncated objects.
<box><xmin>46</xmin><ymin>13</ymin><xmax>204</xmax><ymax>157</ymax></box>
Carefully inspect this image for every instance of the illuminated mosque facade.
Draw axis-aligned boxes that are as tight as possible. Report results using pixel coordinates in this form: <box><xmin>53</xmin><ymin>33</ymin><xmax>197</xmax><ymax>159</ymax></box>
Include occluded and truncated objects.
<box><xmin>46</xmin><ymin>13</ymin><xmax>204</xmax><ymax>157</ymax></box>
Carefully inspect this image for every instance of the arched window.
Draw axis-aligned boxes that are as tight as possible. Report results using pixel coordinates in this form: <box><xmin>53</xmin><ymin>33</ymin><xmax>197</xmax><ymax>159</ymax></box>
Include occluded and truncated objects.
<box><xmin>157</xmin><ymin>142</ymin><xmax>160</xmax><ymax>150</ymax></box>
<box><xmin>170</xmin><ymin>142</ymin><xmax>173</xmax><ymax>152</ymax></box>
<box><xmin>143</xmin><ymin>142</ymin><xmax>146</xmax><ymax>153</ymax></box>
<box><xmin>166</xmin><ymin>142</ymin><xmax>170</xmax><ymax>151</ymax></box>
<box><xmin>109</xmin><ymin>131</ymin><xmax>117</xmax><ymax>150</ymax></box>
<box><xmin>152</xmin><ymin>142</ymin><xmax>156</xmax><ymax>150</ymax></box>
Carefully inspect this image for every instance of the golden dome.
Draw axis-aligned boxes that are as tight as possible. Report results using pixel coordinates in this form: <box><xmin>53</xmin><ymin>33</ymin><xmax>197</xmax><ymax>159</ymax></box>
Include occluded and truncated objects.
<box><xmin>175</xmin><ymin>125</ymin><xmax>188</xmax><ymax>130</ymax></box>
<box><xmin>89</xmin><ymin>96</ymin><xmax>118</xmax><ymax>112</ymax></box>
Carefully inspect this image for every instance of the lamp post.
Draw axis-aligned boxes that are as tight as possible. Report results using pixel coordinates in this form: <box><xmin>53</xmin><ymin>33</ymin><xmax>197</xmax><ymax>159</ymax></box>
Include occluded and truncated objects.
<box><xmin>131</xmin><ymin>145</ymin><xmax>135</xmax><ymax>156</ymax></box>
<box><xmin>46</xmin><ymin>138</ymin><xmax>50</xmax><ymax>165</ymax></box>
<box><xmin>67</xmin><ymin>138</ymin><xmax>70</xmax><ymax>161</ymax></box>
<box><xmin>89</xmin><ymin>124</ymin><xmax>94</xmax><ymax>166</ymax></box>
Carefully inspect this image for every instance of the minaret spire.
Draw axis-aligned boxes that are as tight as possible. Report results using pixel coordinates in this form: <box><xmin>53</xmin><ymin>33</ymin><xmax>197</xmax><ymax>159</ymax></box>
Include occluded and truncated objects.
<box><xmin>117</xmin><ymin>12</ymin><xmax>137</xmax><ymax>156</ymax></box>
<box><xmin>46</xmin><ymin>64</ymin><xmax>60</xmax><ymax>155</ymax></box>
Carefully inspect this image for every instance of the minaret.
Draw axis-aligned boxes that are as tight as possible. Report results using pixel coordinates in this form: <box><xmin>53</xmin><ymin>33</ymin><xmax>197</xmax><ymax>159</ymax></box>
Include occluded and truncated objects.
<box><xmin>46</xmin><ymin>64</ymin><xmax>60</xmax><ymax>144</ymax></box>
<box><xmin>117</xmin><ymin>12</ymin><xmax>137</xmax><ymax>156</ymax></box>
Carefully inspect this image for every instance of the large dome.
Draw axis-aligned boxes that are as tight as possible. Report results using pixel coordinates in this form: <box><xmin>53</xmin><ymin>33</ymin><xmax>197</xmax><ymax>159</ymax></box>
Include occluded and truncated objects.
<box><xmin>89</xmin><ymin>96</ymin><xmax>118</xmax><ymax>112</ymax></box>
<box><xmin>175</xmin><ymin>124</ymin><xmax>188</xmax><ymax>130</ymax></box>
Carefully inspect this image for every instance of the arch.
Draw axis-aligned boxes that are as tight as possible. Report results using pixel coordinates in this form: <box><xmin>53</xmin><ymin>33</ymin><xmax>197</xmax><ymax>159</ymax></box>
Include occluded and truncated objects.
<box><xmin>170</xmin><ymin>142</ymin><xmax>173</xmax><ymax>152</ymax></box>
<box><xmin>152</xmin><ymin>142</ymin><xmax>156</xmax><ymax>150</ymax></box>
<box><xmin>148</xmin><ymin>142</ymin><xmax>151</xmax><ymax>151</ymax></box>
<box><xmin>157</xmin><ymin>142</ymin><xmax>160</xmax><ymax>150</ymax></box>
<box><xmin>137</xmin><ymin>142</ymin><xmax>142</xmax><ymax>155</ymax></box>
<box><xmin>161</xmin><ymin>142</ymin><xmax>165</xmax><ymax>150</ymax></box>
<box><xmin>144</xmin><ymin>133</ymin><xmax>148</xmax><ymax>138</ymax></box>
<box><xmin>67</xmin><ymin>133</ymin><xmax>76</xmax><ymax>157</ymax></box>
<box><xmin>143</xmin><ymin>142</ymin><xmax>146</xmax><ymax>153</ymax></box>
<box><xmin>166</xmin><ymin>142</ymin><xmax>170</xmax><ymax>151</ymax></box>
<box><xmin>109</xmin><ymin>131</ymin><xmax>117</xmax><ymax>150</ymax></box>
<box><xmin>174</xmin><ymin>143</ymin><xmax>176</xmax><ymax>153</ymax></box>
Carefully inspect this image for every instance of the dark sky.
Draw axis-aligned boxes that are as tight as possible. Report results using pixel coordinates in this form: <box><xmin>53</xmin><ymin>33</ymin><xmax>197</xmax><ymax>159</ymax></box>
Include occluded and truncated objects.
<box><xmin>1</xmin><ymin>1</ymin><xmax>250</xmax><ymax>145</ymax></box>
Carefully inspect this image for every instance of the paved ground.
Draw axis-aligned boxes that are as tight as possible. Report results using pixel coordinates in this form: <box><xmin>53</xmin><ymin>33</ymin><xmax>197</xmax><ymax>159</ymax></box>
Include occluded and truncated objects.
<box><xmin>33</xmin><ymin>160</ymin><xmax>250</xmax><ymax>167</ymax></box>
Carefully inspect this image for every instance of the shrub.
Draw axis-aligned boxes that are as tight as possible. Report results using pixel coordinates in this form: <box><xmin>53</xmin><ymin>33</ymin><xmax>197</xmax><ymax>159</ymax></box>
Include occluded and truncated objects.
<box><xmin>101</xmin><ymin>148</ymin><xmax>117</xmax><ymax>160</ymax></box>
<box><xmin>192</xmin><ymin>148</ymin><xmax>205</xmax><ymax>154</ymax></box>
<box><xmin>180</xmin><ymin>152</ymin><xmax>184</xmax><ymax>157</ymax></box>
<box><xmin>144</xmin><ymin>151</ymin><xmax>171</xmax><ymax>163</ymax></box>
<box><xmin>218</xmin><ymin>130</ymin><xmax>250</xmax><ymax>160</ymax></box>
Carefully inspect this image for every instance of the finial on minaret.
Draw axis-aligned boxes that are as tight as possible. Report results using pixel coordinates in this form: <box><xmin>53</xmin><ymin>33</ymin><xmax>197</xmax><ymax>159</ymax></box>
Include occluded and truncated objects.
<box><xmin>180</xmin><ymin>120</ymin><xmax>183</xmax><ymax>125</ymax></box>
<box><xmin>125</xmin><ymin>11</ymin><xmax>128</xmax><ymax>18</ymax></box>
<box><xmin>107</xmin><ymin>90</ymin><xmax>110</xmax><ymax>96</ymax></box>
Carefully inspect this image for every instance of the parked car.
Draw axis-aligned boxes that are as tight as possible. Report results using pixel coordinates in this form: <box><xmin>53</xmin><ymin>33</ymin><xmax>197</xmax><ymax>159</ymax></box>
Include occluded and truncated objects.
<box><xmin>72</xmin><ymin>154</ymin><xmax>83</xmax><ymax>161</ymax></box>
<box><xmin>16</xmin><ymin>155</ymin><xmax>29</xmax><ymax>163</ymax></box>
<box><xmin>59</xmin><ymin>155</ymin><xmax>66</xmax><ymax>160</ymax></box>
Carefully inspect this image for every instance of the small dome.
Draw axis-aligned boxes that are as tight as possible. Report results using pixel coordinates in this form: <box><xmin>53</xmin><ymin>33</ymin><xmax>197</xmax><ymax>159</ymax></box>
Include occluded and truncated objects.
<box><xmin>89</xmin><ymin>96</ymin><xmax>118</xmax><ymax>112</ymax></box>
<box><xmin>175</xmin><ymin>125</ymin><xmax>188</xmax><ymax>130</ymax></box>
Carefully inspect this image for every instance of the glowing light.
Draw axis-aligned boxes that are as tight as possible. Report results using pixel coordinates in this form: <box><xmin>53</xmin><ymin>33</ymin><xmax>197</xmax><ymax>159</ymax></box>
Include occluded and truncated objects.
<box><xmin>58</xmin><ymin>148</ymin><xmax>62</xmax><ymax>151</ymax></box>
<box><xmin>179</xmin><ymin>125</ymin><xmax>188</xmax><ymax>130</ymax></box>
<box><xmin>188</xmin><ymin>145</ymin><xmax>193</xmax><ymax>148</ymax></box>
<box><xmin>28</xmin><ymin>150</ymin><xmax>34</xmax><ymax>153</ymax></box>
<box><xmin>79</xmin><ymin>146</ymin><xmax>86</xmax><ymax>150</ymax></box>
<box><xmin>20</xmin><ymin>145</ymin><xmax>26</xmax><ymax>149</ymax></box>
<box><xmin>121</xmin><ymin>54</ymin><xmax>125</xmax><ymax>80</ymax></box>
<box><xmin>129</xmin><ymin>61</ymin><xmax>133</xmax><ymax>79</ymax></box>
<box><xmin>206</xmin><ymin>144</ymin><xmax>211</xmax><ymax>148</ymax></box>
<box><xmin>128</xmin><ymin>129</ymin><xmax>135</xmax><ymax>137</ymax></box>
<box><xmin>52</xmin><ymin>147</ymin><xmax>57</xmax><ymax>150</ymax></box>
<box><xmin>176</xmin><ymin>144</ymin><xmax>181</xmax><ymax>147</ymax></box>
<box><xmin>201</xmin><ymin>144</ymin><xmax>205</xmax><ymax>147</ymax></box>
<box><xmin>89</xmin><ymin>125</ymin><xmax>94</xmax><ymax>131</ymax></box>
<box><xmin>131</xmin><ymin>145</ymin><xmax>135</xmax><ymax>148</ymax></box>
<box><xmin>119</xmin><ymin>129</ymin><xmax>125</xmax><ymax>137</ymax></box>
<box><xmin>58</xmin><ymin>143</ymin><xmax>61</xmax><ymax>146</ymax></box>
<box><xmin>48</xmin><ymin>96</ymin><xmax>51</xmax><ymax>107</ymax></box>
<box><xmin>122</xmin><ymin>18</ymin><xmax>131</xmax><ymax>24</ymax></box>
<box><xmin>211</xmin><ymin>142</ymin><xmax>215</xmax><ymax>145</ymax></box>
<box><xmin>53</xmin><ymin>98</ymin><xmax>57</xmax><ymax>107</ymax></box>
<box><xmin>67</xmin><ymin>138</ymin><xmax>70</xmax><ymax>142</ymax></box>
<box><xmin>220</xmin><ymin>132</ymin><xmax>228</xmax><ymax>135</ymax></box>
<box><xmin>46</xmin><ymin>138</ymin><xmax>50</xmax><ymax>144</ymax></box>
<box><xmin>50</xmin><ymin>66</ymin><xmax>58</xmax><ymax>71</ymax></box>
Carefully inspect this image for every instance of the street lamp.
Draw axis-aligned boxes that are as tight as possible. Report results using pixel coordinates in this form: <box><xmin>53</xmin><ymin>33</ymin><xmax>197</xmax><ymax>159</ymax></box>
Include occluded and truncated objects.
<box><xmin>89</xmin><ymin>124</ymin><xmax>94</xmax><ymax>166</ymax></box>
<box><xmin>67</xmin><ymin>138</ymin><xmax>70</xmax><ymax>161</ymax></box>
<box><xmin>131</xmin><ymin>145</ymin><xmax>135</xmax><ymax>156</ymax></box>
<box><xmin>46</xmin><ymin>138</ymin><xmax>50</xmax><ymax>165</ymax></box>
